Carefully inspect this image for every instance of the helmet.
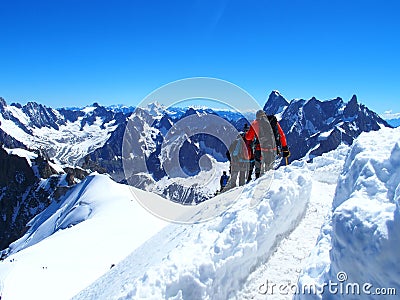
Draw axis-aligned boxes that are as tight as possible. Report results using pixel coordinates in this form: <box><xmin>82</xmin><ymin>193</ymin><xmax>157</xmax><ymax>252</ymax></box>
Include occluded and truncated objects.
<box><xmin>256</xmin><ymin>110</ymin><xmax>266</xmax><ymax>119</ymax></box>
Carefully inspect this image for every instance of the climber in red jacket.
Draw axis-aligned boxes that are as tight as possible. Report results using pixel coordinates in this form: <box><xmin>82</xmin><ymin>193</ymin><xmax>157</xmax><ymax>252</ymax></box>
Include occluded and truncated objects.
<box><xmin>245</xmin><ymin>110</ymin><xmax>290</xmax><ymax>178</ymax></box>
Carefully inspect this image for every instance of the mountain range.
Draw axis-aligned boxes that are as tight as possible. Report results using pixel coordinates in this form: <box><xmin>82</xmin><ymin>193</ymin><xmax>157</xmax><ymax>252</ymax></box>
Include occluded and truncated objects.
<box><xmin>264</xmin><ymin>91</ymin><xmax>391</xmax><ymax>162</ymax></box>
<box><xmin>0</xmin><ymin>92</ymin><xmax>392</xmax><ymax>251</ymax></box>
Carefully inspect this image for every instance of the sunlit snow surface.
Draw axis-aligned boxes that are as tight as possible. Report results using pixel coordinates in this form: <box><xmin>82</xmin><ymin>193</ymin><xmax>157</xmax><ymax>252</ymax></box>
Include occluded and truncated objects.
<box><xmin>0</xmin><ymin>175</ymin><xmax>169</xmax><ymax>300</ymax></box>
<box><xmin>295</xmin><ymin>127</ymin><xmax>400</xmax><ymax>300</ymax></box>
<box><xmin>0</xmin><ymin>162</ymin><xmax>311</xmax><ymax>300</ymax></box>
<box><xmin>1</xmin><ymin>127</ymin><xmax>399</xmax><ymax>300</ymax></box>
<box><xmin>73</xmin><ymin>164</ymin><xmax>311</xmax><ymax>300</ymax></box>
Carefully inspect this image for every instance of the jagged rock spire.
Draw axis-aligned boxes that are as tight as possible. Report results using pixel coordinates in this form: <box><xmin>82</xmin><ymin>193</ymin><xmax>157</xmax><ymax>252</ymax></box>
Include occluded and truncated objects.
<box><xmin>263</xmin><ymin>91</ymin><xmax>289</xmax><ymax>115</ymax></box>
<box><xmin>344</xmin><ymin>94</ymin><xmax>359</xmax><ymax>117</ymax></box>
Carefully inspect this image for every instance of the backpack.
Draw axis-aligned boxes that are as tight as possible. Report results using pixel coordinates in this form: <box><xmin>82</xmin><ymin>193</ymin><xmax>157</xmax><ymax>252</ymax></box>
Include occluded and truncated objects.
<box><xmin>257</xmin><ymin>116</ymin><xmax>276</xmax><ymax>149</ymax></box>
<box><xmin>267</xmin><ymin>115</ymin><xmax>282</xmax><ymax>148</ymax></box>
<box><xmin>221</xmin><ymin>174</ymin><xmax>229</xmax><ymax>187</ymax></box>
<box><xmin>229</xmin><ymin>135</ymin><xmax>250</xmax><ymax>161</ymax></box>
<box><xmin>254</xmin><ymin>114</ymin><xmax>282</xmax><ymax>150</ymax></box>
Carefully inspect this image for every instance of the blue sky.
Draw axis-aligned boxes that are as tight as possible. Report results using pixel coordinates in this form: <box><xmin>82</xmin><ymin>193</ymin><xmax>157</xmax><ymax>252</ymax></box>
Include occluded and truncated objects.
<box><xmin>0</xmin><ymin>0</ymin><xmax>399</xmax><ymax>116</ymax></box>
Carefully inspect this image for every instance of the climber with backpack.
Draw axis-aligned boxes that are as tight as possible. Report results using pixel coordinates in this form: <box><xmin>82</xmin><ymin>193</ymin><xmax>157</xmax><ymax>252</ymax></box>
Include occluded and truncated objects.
<box><xmin>219</xmin><ymin>171</ymin><xmax>229</xmax><ymax>192</ymax></box>
<box><xmin>242</xmin><ymin>123</ymin><xmax>255</xmax><ymax>183</ymax></box>
<box><xmin>226</xmin><ymin>132</ymin><xmax>249</xmax><ymax>188</ymax></box>
<box><xmin>245</xmin><ymin>110</ymin><xmax>290</xmax><ymax>178</ymax></box>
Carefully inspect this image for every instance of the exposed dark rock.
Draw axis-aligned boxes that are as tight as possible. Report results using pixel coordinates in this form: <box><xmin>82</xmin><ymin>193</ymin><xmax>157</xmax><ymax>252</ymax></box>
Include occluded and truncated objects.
<box><xmin>22</xmin><ymin>102</ymin><xmax>63</xmax><ymax>129</ymax></box>
<box><xmin>0</xmin><ymin>146</ymin><xmax>89</xmax><ymax>251</ymax></box>
<box><xmin>64</xmin><ymin>167</ymin><xmax>89</xmax><ymax>186</ymax></box>
<box><xmin>263</xmin><ymin>91</ymin><xmax>289</xmax><ymax>115</ymax></box>
<box><xmin>0</xmin><ymin>129</ymin><xmax>26</xmax><ymax>150</ymax></box>
<box><xmin>264</xmin><ymin>93</ymin><xmax>391</xmax><ymax>162</ymax></box>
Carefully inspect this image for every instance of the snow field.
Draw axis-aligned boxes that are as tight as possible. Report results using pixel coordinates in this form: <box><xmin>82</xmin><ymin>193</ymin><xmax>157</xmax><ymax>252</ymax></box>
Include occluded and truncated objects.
<box><xmin>74</xmin><ymin>163</ymin><xmax>312</xmax><ymax>300</ymax></box>
<box><xmin>0</xmin><ymin>175</ymin><xmax>169</xmax><ymax>300</ymax></box>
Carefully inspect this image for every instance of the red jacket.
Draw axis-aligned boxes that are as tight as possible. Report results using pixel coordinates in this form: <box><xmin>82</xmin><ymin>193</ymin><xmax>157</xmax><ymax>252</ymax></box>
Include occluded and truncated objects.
<box><xmin>245</xmin><ymin>119</ymin><xmax>287</xmax><ymax>151</ymax></box>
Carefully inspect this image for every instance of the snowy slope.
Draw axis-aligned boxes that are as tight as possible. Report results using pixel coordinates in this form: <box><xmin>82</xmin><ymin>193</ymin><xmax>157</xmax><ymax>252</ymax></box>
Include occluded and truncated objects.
<box><xmin>296</xmin><ymin>127</ymin><xmax>400</xmax><ymax>299</ymax></box>
<box><xmin>0</xmin><ymin>174</ymin><xmax>169</xmax><ymax>300</ymax></box>
<box><xmin>73</xmin><ymin>163</ymin><xmax>312</xmax><ymax>299</ymax></box>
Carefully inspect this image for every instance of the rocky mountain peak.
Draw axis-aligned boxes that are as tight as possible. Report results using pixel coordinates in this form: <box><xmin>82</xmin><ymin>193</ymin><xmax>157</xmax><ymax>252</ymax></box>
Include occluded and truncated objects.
<box><xmin>21</xmin><ymin>101</ymin><xmax>61</xmax><ymax>129</ymax></box>
<box><xmin>343</xmin><ymin>94</ymin><xmax>359</xmax><ymax>117</ymax></box>
<box><xmin>263</xmin><ymin>91</ymin><xmax>289</xmax><ymax>115</ymax></box>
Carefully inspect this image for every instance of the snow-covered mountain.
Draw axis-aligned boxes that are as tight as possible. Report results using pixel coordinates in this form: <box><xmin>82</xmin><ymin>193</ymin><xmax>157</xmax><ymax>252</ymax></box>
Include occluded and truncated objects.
<box><xmin>264</xmin><ymin>91</ymin><xmax>391</xmax><ymax>162</ymax></box>
<box><xmin>2</xmin><ymin>126</ymin><xmax>398</xmax><ymax>300</ymax></box>
<box><xmin>90</xmin><ymin>93</ymin><xmax>391</xmax><ymax>204</ymax></box>
<box><xmin>1</xmin><ymin>89</ymin><xmax>398</xmax><ymax>299</ymax></box>
<box><xmin>1</xmin><ymin>92</ymin><xmax>391</xmax><ymax>176</ymax></box>
<box><xmin>0</xmin><ymin>98</ymin><xmax>240</xmax><ymax>199</ymax></box>
<box><xmin>0</xmin><ymin>98</ymin><xmax>123</xmax><ymax>165</ymax></box>
<box><xmin>88</xmin><ymin>104</ymin><xmax>246</xmax><ymax>203</ymax></box>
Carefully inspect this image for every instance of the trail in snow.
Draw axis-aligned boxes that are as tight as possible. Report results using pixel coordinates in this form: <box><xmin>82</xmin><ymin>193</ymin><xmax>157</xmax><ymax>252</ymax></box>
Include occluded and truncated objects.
<box><xmin>237</xmin><ymin>181</ymin><xmax>335</xmax><ymax>300</ymax></box>
<box><xmin>296</xmin><ymin>127</ymin><xmax>400</xmax><ymax>300</ymax></box>
<box><xmin>236</xmin><ymin>146</ymin><xmax>348</xmax><ymax>300</ymax></box>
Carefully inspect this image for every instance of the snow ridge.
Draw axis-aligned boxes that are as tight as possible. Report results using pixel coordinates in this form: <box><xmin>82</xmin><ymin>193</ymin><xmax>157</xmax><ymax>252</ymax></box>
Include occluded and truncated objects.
<box><xmin>296</xmin><ymin>127</ymin><xmax>400</xmax><ymax>300</ymax></box>
<box><xmin>0</xmin><ymin>174</ymin><xmax>169</xmax><ymax>300</ymax></box>
<box><xmin>74</xmin><ymin>164</ymin><xmax>312</xmax><ymax>300</ymax></box>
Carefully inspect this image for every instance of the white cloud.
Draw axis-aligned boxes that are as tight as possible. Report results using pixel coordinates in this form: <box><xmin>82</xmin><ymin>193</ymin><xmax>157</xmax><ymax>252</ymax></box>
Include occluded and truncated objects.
<box><xmin>381</xmin><ymin>110</ymin><xmax>400</xmax><ymax>120</ymax></box>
